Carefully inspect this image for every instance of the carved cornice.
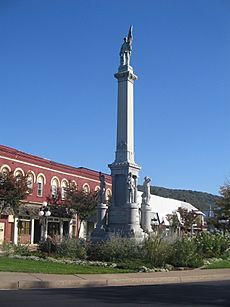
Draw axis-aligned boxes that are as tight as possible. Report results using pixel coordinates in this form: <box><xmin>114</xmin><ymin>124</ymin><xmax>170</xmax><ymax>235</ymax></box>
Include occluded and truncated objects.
<box><xmin>108</xmin><ymin>161</ymin><xmax>141</xmax><ymax>171</ymax></box>
<box><xmin>114</xmin><ymin>70</ymin><xmax>137</xmax><ymax>82</ymax></box>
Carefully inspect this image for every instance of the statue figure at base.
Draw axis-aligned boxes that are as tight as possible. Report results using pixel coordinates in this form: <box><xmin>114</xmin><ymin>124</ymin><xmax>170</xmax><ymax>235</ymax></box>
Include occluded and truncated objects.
<box><xmin>119</xmin><ymin>26</ymin><xmax>133</xmax><ymax>67</ymax></box>
<box><xmin>99</xmin><ymin>172</ymin><xmax>106</xmax><ymax>204</ymax></box>
<box><xmin>141</xmin><ymin>176</ymin><xmax>151</xmax><ymax>205</ymax></box>
<box><xmin>127</xmin><ymin>172</ymin><xmax>136</xmax><ymax>203</ymax></box>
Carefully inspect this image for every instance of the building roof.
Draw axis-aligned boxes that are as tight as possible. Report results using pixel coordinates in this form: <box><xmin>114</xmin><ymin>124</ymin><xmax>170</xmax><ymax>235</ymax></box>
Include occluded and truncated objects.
<box><xmin>137</xmin><ymin>191</ymin><xmax>205</xmax><ymax>225</ymax></box>
<box><xmin>0</xmin><ymin>144</ymin><xmax>112</xmax><ymax>183</ymax></box>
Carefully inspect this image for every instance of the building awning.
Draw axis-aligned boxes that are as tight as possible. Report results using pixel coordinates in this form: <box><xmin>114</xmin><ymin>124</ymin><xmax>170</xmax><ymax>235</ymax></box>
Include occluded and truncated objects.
<box><xmin>18</xmin><ymin>205</ymin><xmax>40</xmax><ymax>218</ymax></box>
<box><xmin>1</xmin><ymin>204</ymin><xmax>73</xmax><ymax>219</ymax></box>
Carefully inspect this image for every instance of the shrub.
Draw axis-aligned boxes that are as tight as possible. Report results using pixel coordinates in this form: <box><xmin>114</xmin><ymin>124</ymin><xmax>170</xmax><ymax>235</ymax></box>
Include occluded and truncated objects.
<box><xmin>38</xmin><ymin>237</ymin><xmax>58</xmax><ymax>254</ymax></box>
<box><xmin>56</xmin><ymin>238</ymin><xmax>86</xmax><ymax>259</ymax></box>
<box><xmin>141</xmin><ymin>234</ymin><xmax>173</xmax><ymax>267</ymax></box>
<box><xmin>2</xmin><ymin>242</ymin><xmax>15</xmax><ymax>256</ymax></box>
<box><xmin>13</xmin><ymin>244</ymin><xmax>31</xmax><ymax>256</ymax></box>
<box><xmin>195</xmin><ymin>232</ymin><xmax>230</xmax><ymax>258</ymax></box>
<box><xmin>170</xmin><ymin>236</ymin><xmax>203</xmax><ymax>268</ymax></box>
<box><xmin>87</xmin><ymin>236</ymin><xmax>140</xmax><ymax>262</ymax></box>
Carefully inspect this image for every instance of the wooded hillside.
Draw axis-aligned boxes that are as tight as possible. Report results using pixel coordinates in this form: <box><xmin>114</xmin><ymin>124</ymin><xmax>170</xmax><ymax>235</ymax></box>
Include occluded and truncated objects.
<box><xmin>138</xmin><ymin>185</ymin><xmax>221</xmax><ymax>212</ymax></box>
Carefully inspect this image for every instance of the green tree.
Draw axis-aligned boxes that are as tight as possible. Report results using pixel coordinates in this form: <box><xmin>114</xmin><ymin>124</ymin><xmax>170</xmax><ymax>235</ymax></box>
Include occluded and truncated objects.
<box><xmin>177</xmin><ymin>207</ymin><xmax>200</xmax><ymax>233</ymax></box>
<box><xmin>0</xmin><ymin>171</ymin><xmax>31</xmax><ymax>216</ymax></box>
<box><xmin>213</xmin><ymin>183</ymin><xmax>230</xmax><ymax>233</ymax></box>
<box><xmin>63</xmin><ymin>181</ymin><xmax>98</xmax><ymax>233</ymax></box>
<box><xmin>166</xmin><ymin>212</ymin><xmax>180</xmax><ymax>232</ymax></box>
<box><xmin>46</xmin><ymin>189</ymin><xmax>72</xmax><ymax>218</ymax></box>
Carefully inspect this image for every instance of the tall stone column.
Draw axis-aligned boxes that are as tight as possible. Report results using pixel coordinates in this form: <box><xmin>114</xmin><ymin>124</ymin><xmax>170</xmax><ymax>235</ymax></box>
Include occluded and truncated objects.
<box><xmin>89</xmin><ymin>27</ymin><xmax>145</xmax><ymax>242</ymax></box>
<box><xmin>107</xmin><ymin>27</ymin><xmax>144</xmax><ymax>240</ymax></box>
<box><xmin>108</xmin><ymin>67</ymin><xmax>143</xmax><ymax>239</ymax></box>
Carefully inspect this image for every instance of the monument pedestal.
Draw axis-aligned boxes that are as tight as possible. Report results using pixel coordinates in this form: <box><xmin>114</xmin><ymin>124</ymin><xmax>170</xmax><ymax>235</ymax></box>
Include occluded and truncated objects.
<box><xmin>124</xmin><ymin>202</ymin><xmax>145</xmax><ymax>240</ymax></box>
<box><xmin>141</xmin><ymin>203</ymin><xmax>153</xmax><ymax>233</ymax></box>
<box><xmin>91</xmin><ymin>203</ymin><xmax>108</xmax><ymax>242</ymax></box>
<box><xmin>106</xmin><ymin>204</ymin><xmax>144</xmax><ymax>241</ymax></box>
<box><xmin>96</xmin><ymin>203</ymin><xmax>108</xmax><ymax>229</ymax></box>
<box><xmin>107</xmin><ymin>159</ymin><xmax>145</xmax><ymax>239</ymax></box>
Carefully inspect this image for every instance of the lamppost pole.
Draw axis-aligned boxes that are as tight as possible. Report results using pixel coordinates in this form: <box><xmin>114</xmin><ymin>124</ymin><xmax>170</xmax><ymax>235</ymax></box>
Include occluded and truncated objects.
<box><xmin>39</xmin><ymin>201</ymin><xmax>51</xmax><ymax>241</ymax></box>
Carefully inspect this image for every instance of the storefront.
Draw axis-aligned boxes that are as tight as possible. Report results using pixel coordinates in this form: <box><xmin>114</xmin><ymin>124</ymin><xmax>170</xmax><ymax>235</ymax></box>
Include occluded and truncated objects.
<box><xmin>10</xmin><ymin>205</ymin><xmax>75</xmax><ymax>245</ymax></box>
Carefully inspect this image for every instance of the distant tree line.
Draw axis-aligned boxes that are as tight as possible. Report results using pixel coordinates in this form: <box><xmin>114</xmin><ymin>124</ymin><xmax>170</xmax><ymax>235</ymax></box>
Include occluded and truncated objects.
<box><xmin>138</xmin><ymin>185</ymin><xmax>220</xmax><ymax>212</ymax></box>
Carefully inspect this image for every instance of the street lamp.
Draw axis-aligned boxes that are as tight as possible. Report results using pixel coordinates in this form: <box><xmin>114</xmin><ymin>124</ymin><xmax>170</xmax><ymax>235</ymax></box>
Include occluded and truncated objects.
<box><xmin>39</xmin><ymin>201</ymin><xmax>51</xmax><ymax>241</ymax></box>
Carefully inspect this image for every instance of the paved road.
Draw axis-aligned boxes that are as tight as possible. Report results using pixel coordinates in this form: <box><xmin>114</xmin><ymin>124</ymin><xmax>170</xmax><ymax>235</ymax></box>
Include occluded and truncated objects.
<box><xmin>0</xmin><ymin>281</ymin><xmax>230</xmax><ymax>307</ymax></box>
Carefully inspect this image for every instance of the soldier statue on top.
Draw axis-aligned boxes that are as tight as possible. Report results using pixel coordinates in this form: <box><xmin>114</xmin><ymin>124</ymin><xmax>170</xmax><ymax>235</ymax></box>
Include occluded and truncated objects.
<box><xmin>119</xmin><ymin>26</ymin><xmax>133</xmax><ymax>67</ymax></box>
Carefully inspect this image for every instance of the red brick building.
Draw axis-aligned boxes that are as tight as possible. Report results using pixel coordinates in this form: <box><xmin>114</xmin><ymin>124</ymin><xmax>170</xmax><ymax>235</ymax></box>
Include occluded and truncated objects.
<box><xmin>0</xmin><ymin>145</ymin><xmax>112</xmax><ymax>245</ymax></box>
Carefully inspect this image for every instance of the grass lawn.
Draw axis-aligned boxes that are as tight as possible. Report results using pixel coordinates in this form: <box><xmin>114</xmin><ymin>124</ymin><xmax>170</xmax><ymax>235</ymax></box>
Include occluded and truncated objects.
<box><xmin>206</xmin><ymin>259</ymin><xmax>230</xmax><ymax>269</ymax></box>
<box><xmin>0</xmin><ymin>257</ymin><xmax>133</xmax><ymax>274</ymax></box>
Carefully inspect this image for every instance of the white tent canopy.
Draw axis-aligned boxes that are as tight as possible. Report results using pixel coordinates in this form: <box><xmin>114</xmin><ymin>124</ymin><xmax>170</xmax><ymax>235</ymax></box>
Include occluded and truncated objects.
<box><xmin>137</xmin><ymin>191</ymin><xmax>205</xmax><ymax>225</ymax></box>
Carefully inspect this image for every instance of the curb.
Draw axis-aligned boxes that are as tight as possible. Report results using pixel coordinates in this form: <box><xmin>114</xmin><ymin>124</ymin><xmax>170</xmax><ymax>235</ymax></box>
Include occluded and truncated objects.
<box><xmin>1</xmin><ymin>271</ymin><xmax>230</xmax><ymax>290</ymax></box>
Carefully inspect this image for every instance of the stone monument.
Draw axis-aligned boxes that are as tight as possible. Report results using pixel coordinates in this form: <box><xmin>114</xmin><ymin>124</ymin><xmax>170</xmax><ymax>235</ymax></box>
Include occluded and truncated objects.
<box><xmin>106</xmin><ymin>26</ymin><xmax>145</xmax><ymax>240</ymax></box>
<box><xmin>91</xmin><ymin>26</ymin><xmax>146</xmax><ymax>241</ymax></box>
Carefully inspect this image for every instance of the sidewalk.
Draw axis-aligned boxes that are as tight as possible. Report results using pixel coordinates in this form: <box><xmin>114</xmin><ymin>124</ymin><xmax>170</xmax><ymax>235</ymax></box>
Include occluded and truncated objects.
<box><xmin>0</xmin><ymin>269</ymin><xmax>230</xmax><ymax>289</ymax></box>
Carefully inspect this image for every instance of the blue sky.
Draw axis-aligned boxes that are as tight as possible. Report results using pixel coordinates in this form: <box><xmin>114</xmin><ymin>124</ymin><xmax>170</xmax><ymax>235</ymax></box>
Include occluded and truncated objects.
<box><xmin>0</xmin><ymin>0</ymin><xmax>229</xmax><ymax>195</ymax></box>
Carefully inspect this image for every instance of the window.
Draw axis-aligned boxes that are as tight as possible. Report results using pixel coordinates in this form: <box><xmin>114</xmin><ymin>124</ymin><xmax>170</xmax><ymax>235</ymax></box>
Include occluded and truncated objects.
<box><xmin>83</xmin><ymin>183</ymin><xmax>90</xmax><ymax>193</ymax></box>
<box><xmin>61</xmin><ymin>180</ymin><xmax>68</xmax><ymax>199</ymax></box>
<box><xmin>48</xmin><ymin>222</ymin><xmax>60</xmax><ymax>237</ymax></box>
<box><xmin>14</xmin><ymin>168</ymin><xmax>25</xmax><ymax>181</ymax></box>
<box><xmin>51</xmin><ymin>178</ymin><xmax>59</xmax><ymax>198</ymax></box>
<box><xmin>106</xmin><ymin>188</ymin><xmax>112</xmax><ymax>204</ymax></box>
<box><xmin>15</xmin><ymin>170</ymin><xmax>23</xmax><ymax>181</ymax></box>
<box><xmin>1</xmin><ymin>166</ymin><xmax>10</xmax><ymax>174</ymax></box>
<box><xmin>27</xmin><ymin>174</ymin><xmax>34</xmax><ymax>190</ymax></box>
<box><xmin>71</xmin><ymin>180</ymin><xmax>77</xmax><ymax>190</ymax></box>
<box><xmin>106</xmin><ymin>189</ymin><xmax>112</xmax><ymax>199</ymax></box>
<box><xmin>19</xmin><ymin>221</ymin><xmax>31</xmax><ymax>235</ymax></box>
<box><xmin>2</xmin><ymin>168</ymin><xmax>8</xmax><ymax>175</ymax></box>
<box><xmin>37</xmin><ymin>176</ymin><xmax>44</xmax><ymax>197</ymax></box>
<box><xmin>52</xmin><ymin>184</ymin><xmax>57</xmax><ymax>198</ymax></box>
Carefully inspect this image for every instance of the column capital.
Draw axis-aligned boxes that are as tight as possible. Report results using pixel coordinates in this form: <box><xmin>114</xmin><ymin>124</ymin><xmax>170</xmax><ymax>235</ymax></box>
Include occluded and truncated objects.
<box><xmin>114</xmin><ymin>69</ymin><xmax>137</xmax><ymax>82</ymax></box>
<box><xmin>109</xmin><ymin>161</ymin><xmax>141</xmax><ymax>172</ymax></box>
